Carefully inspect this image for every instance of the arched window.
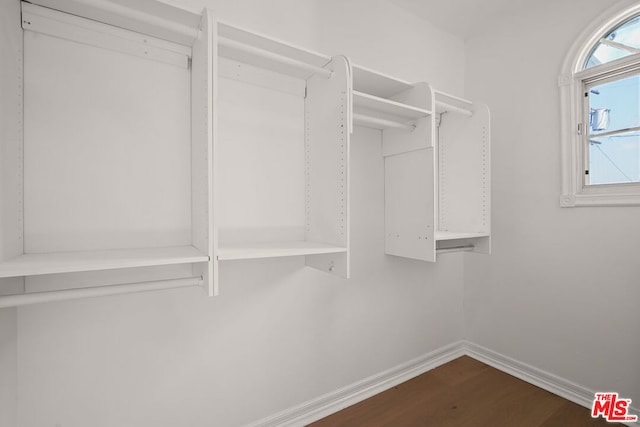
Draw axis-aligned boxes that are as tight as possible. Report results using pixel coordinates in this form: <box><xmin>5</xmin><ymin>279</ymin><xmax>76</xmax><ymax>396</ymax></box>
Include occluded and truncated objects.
<box><xmin>559</xmin><ymin>3</ymin><xmax>640</xmax><ymax>206</ymax></box>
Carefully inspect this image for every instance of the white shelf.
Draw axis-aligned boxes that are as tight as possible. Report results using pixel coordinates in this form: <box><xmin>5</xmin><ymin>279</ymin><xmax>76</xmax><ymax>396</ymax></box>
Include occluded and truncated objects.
<box><xmin>353</xmin><ymin>91</ymin><xmax>431</xmax><ymax>120</ymax></box>
<box><xmin>352</xmin><ymin>65</ymin><xmax>414</xmax><ymax>98</ymax></box>
<box><xmin>434</xmin><ymin>90</ymin><xmax>473</xmax><ymax>116</ymax></box>
<box><xmin>435</xmin><ymin>231</ymin><xmax>490</xmax><ymax>241</ymax></box>
<box><xmin>218</xmin><ymin>241</ymin><xmax>347</xmax><ymax>261</ymax></box>
<box><xmin>0</xmin><ymin>246</ymin><xmax>209</xmax><ymax>278</ymax></box>
<box><xmin>217</xmin><ymin>21</ymin><xmax>331</xmax><ymax>80</ymax></box>
<box><xmin>26</xmin><ymin>0</ymin><xmax>201</xmax><ymax>46</ymax></box>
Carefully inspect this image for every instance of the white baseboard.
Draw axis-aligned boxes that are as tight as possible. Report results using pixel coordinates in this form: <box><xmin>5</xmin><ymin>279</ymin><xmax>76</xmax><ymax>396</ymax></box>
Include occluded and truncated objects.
<box><xmin>246</xmin><ymin>340</ymin><xmax>639</xmax><ymax>427</ymax></box>
<box><xmin>244</xmin><ymin>341</ymin><xmax>466</xmax><ymax>427</ymax></box>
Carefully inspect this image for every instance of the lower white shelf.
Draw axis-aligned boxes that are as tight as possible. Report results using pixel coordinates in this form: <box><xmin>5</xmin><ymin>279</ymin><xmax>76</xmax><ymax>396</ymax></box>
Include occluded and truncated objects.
<box><xmin>217</xmin><ymin>241</ymin><xmax>347</xmax><ymax>261</ymax></box>
<box><xmin>0</xmin><ymin>245</ymin><xmax>209</xmax><ymax>278</ymax></box>
<box><xmin>435</xmin><ymin>231</ymin><xmax>490</xmax><ymax>241</ymax></box>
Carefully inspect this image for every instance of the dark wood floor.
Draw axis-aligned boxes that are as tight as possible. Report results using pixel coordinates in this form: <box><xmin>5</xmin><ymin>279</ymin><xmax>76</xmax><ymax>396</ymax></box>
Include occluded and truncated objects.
<box><xmin>309</xmin><ymin>356</ymin><xmax>619</xmax><ymax>427</ymax></box>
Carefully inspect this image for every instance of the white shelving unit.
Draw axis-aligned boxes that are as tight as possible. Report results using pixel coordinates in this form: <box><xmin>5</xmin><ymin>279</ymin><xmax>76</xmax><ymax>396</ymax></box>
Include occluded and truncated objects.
<box><xmin>350</xmin><ymin>66</ymin><xmax>437</xmax><ymax>261</ymax></box>
<box><xmin>0</xmin><ymin>0</ymin><xmax>488</xmax><ymax>306</ymax></box>
<box><xmin>351</xmin><ymin>67</ymin><xmax>490</xmax><ymax>262</ymax></box>
<box><xmin>0</xmin><ymin>0</ymin><xmax>216</xmax><ymax>306</ymax></box>
<box><xmin>214</xmin><ymin>22</ymin><xmax>351</xmax><ymax>281</ymax></box>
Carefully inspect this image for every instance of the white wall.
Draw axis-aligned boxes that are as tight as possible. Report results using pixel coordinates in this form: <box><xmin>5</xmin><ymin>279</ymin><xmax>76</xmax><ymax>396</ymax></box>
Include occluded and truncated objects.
<box><xmin>168</xmin><ymin>0</ymin><xmax>464</xmax><ymax>93</ymax></box>
<box><xmin>464</xmin><ymin>0</ymin><xmax>640</xmax><ymax>409</ymax></box>
<box><xmin>11</xmin><ymin>1</ymin><xmax>467</xmax><ymax>426</ymax></box>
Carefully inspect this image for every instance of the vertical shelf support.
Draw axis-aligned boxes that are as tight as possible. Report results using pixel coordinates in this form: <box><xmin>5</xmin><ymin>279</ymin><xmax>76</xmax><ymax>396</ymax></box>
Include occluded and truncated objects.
<box><xmin>191</xmin><ymin>9</ymin><xmax>218</xmax><ymax>296</ymax></box>
<box><xmin>305</xmin><ymin>55</ymin><xmax>352</xmax><ymax>278</ymax></box>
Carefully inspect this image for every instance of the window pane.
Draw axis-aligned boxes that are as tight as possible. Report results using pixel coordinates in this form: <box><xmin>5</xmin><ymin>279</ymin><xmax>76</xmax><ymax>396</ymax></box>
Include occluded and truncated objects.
<box><xmin>607</xmin><ymin>16</ymin><xmax>640</xmax><ymax>49</ymax></box>
<box><xmin>589</xmin><ymin>131</ymin><xmax>640</xmax><ymax>184</ymax></box>
<box><xmin>584</xmin><ymin>15</ymin><xmax>640</xmax><ymax>69</ymax></box>
<box><xmin>588</xmin><ymin>74</ymin><xmax>640</xmax><ymax>134</ymax></box>
<box><xmin>585</xmin><ymin>43</ymin><xmax>631</xmax><ymax>68</ymax></box>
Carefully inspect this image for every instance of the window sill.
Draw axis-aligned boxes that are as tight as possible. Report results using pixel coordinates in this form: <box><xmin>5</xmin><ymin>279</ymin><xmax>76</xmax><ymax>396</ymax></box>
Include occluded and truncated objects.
<box><xmin>560</xmin><ymin>191</ymin><xmax>640</xmax><ymax>207</ymax></box>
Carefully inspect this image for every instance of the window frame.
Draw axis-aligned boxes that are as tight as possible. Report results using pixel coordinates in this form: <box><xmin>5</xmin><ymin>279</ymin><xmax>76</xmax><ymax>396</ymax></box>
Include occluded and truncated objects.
<box><xmin>559</xmin><ymin>1</ymin><xmax>640</xmax><ymax>207</ymax></box>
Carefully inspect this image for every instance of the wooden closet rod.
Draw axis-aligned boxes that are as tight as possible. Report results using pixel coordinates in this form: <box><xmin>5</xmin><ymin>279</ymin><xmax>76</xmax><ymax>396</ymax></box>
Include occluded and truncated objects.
<box><xmin>353</xmin><ymin>113</ymin><xmax>416</xmax><ymax>132</ymax></box>
<box><xmin>218</xmin><ymin>37</ymin><xmax>333</xmax><ymax>79</ymax></box>
<box><xmin>0</xmin><ymin>276</ymin><xmax>203</xmax><ymax>308</ymax></box>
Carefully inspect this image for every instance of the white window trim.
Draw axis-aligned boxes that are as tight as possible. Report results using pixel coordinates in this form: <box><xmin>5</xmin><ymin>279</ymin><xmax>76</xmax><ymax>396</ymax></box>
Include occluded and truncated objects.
<box><xmin>559</xmin><ymin>0</ymin><xmax>640</xmax><ymax>207</ymax></box>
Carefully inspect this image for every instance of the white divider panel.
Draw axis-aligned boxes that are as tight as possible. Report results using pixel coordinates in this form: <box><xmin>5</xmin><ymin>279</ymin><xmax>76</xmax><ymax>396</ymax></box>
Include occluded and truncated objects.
<box><xmin>385</xmin><ymin>149</ymin><xmax>436</xmax><ymax>261</ymax></box>
<box><xmin>438</xmin><ymin>103</ymin><xmax>491</xmax><ymax>240</ymax></box>
<box><xmin>305</xmin><ymin>56</ymin><xmax>351</xmax><ymax>278</ymax></box>
<box><xmin>191</xmin><ymin>9</ymin><xmax>217</xmax><ymax>296</ymax></box>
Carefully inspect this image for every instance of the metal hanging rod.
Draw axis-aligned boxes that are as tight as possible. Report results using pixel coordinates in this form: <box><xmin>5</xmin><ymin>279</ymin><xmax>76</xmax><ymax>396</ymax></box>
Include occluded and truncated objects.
<box><xmin>0</xmin><ymin>276</ymin><xmax>203</xmax><ymax>308</ymax></box>
<box><xmin>218</xmin><ymin>37</ymin><xmax>333</xmax><ymax>79</ymax></box>
<box><xmin>353</xmin><ymin>113</ymin><xmax>416</xmax><ymax>132</ymax></box>
<box><xmin>436</xmin><ymin>101</ymin><xmax>473</xmax><ymax>117</ymax></box>
<box><xmin>436</xmin><ymin>245</ymin><xmax>475</xmax><ymax>254</ymax></box>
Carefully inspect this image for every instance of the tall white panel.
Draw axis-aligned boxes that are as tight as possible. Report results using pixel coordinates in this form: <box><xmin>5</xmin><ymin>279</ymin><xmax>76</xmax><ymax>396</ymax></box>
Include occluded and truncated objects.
<box><xmin>305</xmin><ymin>56</ymin><xmax>351</xmax><ymax>278</ymax></box>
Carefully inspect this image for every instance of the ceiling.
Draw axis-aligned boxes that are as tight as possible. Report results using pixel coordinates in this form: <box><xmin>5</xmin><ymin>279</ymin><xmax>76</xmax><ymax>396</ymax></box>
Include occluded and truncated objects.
<box><xmin>389</xmin><ymin>0</ymin><xmax>525</xmax><ymax>39</ymax></box>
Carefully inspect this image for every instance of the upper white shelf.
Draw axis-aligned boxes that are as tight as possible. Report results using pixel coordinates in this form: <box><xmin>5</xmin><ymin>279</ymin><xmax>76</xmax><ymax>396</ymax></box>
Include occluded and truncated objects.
<box><xmin>353</xmin><ymin>91</ymin><xmax>431</xmax><ymax>120</ymax></box>
<box><xmin>217</xmin><ymin>21</ymin><xmax>331</xmax><ymax>80</ymax></box>
<box><xmin>218</xmin><ymin>241</ymin><xmax>347</xmax><ymax>261</ymax></box>
<box><xmin>26</xmin><ymin>0</ymin><xmax>201</xmax><ymax>46</ymax></box>
<box><xmin>435</xmin><ymin>231</ymin><xmax>490</xmax><ymax>241</ymax></box>
<box><xmin>434</xmin><ymin>90</ymin><xmax>473</xmax><ymax>116</ymax></box>
<box><xmin>0</xmin><ymin>246</ymin><xmax>209</xmax><ymax>278</ymax></box>
<box><xmin>352</xmin><ymin>65</ymin><xmax>415</xmax><ymax>99</ymax></box>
